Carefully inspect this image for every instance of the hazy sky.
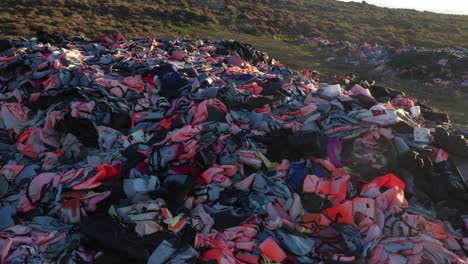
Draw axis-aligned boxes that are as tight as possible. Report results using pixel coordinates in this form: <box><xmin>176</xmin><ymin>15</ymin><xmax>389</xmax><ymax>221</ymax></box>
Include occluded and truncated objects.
<box><xmin>338</xmin><ymin>0</ymin><xmax>468</xmax><ymax>15</ymax></box>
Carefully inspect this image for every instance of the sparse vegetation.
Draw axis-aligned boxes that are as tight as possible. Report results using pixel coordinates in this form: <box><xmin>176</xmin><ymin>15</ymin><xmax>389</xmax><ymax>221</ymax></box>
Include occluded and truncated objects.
<box><xmin>0</xmin><ymin>0</ymin><xmax>467</xmax><ymax>48</ymax></box>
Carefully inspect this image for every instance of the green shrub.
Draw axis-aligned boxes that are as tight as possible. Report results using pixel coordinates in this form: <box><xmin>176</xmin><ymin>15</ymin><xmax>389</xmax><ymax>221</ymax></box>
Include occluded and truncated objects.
<box><xmin>0</xmin><ymin>0</ymin><xmax>466</xmax><ymax>48</ymax></box>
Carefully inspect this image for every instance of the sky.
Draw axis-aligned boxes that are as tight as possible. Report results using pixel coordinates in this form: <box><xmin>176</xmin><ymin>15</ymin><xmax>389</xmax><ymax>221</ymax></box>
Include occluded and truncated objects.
<box><xmin>337</xmin><ymin>0</ymin><xmax>468</xmax><ymax>15</ymax></box>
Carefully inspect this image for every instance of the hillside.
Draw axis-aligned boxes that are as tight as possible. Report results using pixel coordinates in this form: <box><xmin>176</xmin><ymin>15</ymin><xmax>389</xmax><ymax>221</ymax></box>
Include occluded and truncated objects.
<box><xmin>1</xmin><ymin>0</ymin><xmax>467</xmax><ymax>123</ymax></box>
<box><xmin>1</xmin><ymin>0</ymin><xmax>468</xmax><ymax>48</ymax></box>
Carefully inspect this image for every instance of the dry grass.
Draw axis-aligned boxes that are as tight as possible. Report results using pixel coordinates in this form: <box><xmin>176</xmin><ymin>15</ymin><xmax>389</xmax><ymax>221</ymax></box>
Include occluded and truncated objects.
<box><xmin>1</xmin><ymin>0</ymin><xmax>467</xmax><ymax>48</ymax></box>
